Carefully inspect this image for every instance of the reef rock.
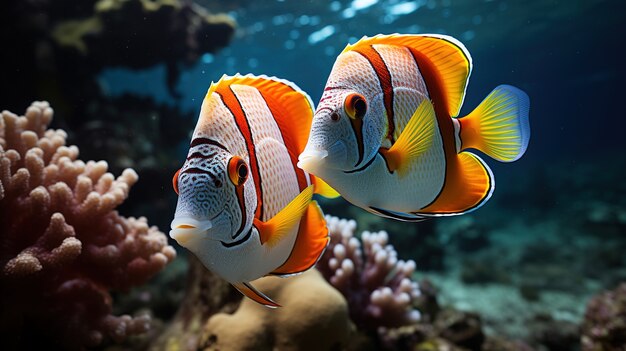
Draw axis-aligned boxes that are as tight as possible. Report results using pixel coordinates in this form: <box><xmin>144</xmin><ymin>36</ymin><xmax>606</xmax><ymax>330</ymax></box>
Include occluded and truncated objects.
<box><xmin>200</xmin><ymin>269</ymin><xmax>352</xmax><ymax>351</ymax></box>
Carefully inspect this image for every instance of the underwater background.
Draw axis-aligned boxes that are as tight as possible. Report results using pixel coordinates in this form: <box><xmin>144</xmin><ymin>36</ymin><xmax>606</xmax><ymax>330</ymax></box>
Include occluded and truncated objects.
<box><xmin>1</xmin><ymin>0</ymin><xmax>625</xmax><ymax>350</ymax></box>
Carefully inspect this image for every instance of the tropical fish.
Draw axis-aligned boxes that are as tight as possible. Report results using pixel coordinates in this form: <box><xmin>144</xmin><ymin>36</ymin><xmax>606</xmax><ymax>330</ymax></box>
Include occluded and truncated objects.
<box><xmin>298</xmin><ymin>34</ymin><xmax>530</xmax><ymax>221</ymax></box>
<box><xmin>170</xmin><ymin>74</ymin><xmax>336</xmax><ymax>307</ymax></box>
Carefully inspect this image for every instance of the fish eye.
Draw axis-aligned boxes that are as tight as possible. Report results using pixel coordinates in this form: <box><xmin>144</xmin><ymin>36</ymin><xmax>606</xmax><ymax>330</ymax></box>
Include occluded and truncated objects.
<box><xmin>228</xmin><ymin>156</ymin><xmax>248</xmax><ymax>186</ymax></box>
<box><xmin>330</xmin><ymin>112</ymin><xmax>340</xmax><ymax>122</ymax></box>
<box><xmin>237</xmin><ymin>162</ymin><xmax>248</xmax><ymax>179</ymax></box>
<box><xmin>172</xmin><ymin>168</ymin><xmax>181</xmax><ymax>195</ymax></box>
<box><xmin>344</xmin><ymin>93</ymin><xmax>367</xmax><ymax>120</ymax></box>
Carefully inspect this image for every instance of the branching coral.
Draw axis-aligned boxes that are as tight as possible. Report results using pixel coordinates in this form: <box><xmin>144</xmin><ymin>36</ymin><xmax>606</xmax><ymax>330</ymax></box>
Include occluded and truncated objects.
<box><xmin>317</xmin><ymin>215</ymin><xmax>421</xmax><ymax>331</ymax></box>
<box><xmin>0</xmin><ymin>102</ymin><xmax>176</xmax><ymax>349</ymax></box>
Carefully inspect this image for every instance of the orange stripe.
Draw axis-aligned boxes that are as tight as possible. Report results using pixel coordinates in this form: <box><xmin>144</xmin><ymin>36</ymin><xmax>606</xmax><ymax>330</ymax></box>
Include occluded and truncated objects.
<box><xmin>215</xmin><ymin>88</ymin><xmax>264</xmax><ymax>219</ymax></box>
<box><xmin>408</xmin><ymin>48</ymin><xmax>460</xmax><ymax>211</ymax></box>
<box><xmin>260</xmin><ymin>92</ymin><xmax>310</xmax><ymax>191</ymax></box>
<box><xmin>354</xmin><ymin>45</ymin><xmax>395</xmax><ymax>143</ymax></box>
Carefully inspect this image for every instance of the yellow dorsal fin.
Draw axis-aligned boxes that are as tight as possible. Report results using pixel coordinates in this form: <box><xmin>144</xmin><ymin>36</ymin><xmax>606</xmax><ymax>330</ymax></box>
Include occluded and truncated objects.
<box><xmin>232</xmin><ymin>282</ymin><xmax>280</xmax><ymax>308</ymax></box>
<box><xmin>379</xmin><ymin>99</ymin><xmax>435</xmax><ymax>177</ymax></box>
<box><xmin>418</xmin><ymin>152</ymin><xmax>494</xmax><ymax>216</ymax></box>
<box><xmin>270</xmin><ymin>201</ymin><xmax>329</xmax><ymax>276</ymax></box>
<box><xmin>207</xmin><ymin>73</ymin><xmax>314</xmax><ymax>154</ymax></box>
<box><xmin>312</xmin><ymin>176</ymin><xmax>340</xmax><ymax>198</ymax></box>
<box><xmin>254</xmin><ymin>185</ymin><xmax>314</xmax><ymax>248</ymax></box>
<box><xmin>342</xmin><ymin>34</ymin><xmax>472</xmax><ymax>117</ymax></box>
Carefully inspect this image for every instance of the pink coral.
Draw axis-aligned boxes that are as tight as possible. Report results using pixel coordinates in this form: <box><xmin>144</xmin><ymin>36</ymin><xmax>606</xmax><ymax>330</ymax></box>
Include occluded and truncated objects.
<box><xmin>317</xmin><ymin>215</ymin><xmax>421</xmax><ymax>331</ymax></box>
<box><xmin>0</xmin><ymin>102</ymin><xmax>176</xmax><ymax>349</ymax></box>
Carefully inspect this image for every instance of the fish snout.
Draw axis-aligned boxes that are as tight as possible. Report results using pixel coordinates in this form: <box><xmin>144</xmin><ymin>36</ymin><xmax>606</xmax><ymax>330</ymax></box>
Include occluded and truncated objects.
<box><xmin>169</xmin><ymin>217</ymin><xmax>213</xmax><ymax>246</ymax></box>
<box><xmin>298</xmin><ymin>148</ymin><xmax>328</xmax><ymax>173</ymax></box>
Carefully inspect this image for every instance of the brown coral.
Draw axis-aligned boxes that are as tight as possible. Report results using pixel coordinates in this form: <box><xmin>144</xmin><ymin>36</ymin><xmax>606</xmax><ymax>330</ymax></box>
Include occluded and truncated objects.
<box><xmin>200</xmin><ymin>269</ymin><xmax>353</xmax><ymax>351</ymax></box>
<box><xmin>0</xmin><ymin>101</ymin><xmax>176</xmax><ymax>350</ymax></box>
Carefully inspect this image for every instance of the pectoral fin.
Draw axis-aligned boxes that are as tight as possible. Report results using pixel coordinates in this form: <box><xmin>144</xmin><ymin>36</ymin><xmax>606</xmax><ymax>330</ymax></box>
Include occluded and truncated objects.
<box><xmin>312</xmin><ymin>176</ymin><xmax>340</xmax><ymax>198</ymax></box>
<box><xmin>232</xmin><ymin>282</ymin><xmax>280</xmax><ymax>308</ymax></box>
<box><xmin>379</xmin><ymin>99</ymin><xmax>435</xmax><ymax>177</ymax></box>
<box><xmin>254</xmin><ymin>185</ymin><xmax>314</xmax><ymax>248</ymax></box>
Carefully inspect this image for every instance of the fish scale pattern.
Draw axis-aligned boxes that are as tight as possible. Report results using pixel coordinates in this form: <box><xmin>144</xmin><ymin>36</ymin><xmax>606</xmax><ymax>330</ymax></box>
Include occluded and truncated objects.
<box><xmin>231</xmin><ymin>84</ymin><xmax>303</xmax><ymax>220</ymax></box>
<box><xmin>374</xmin><ymin>44</ymin><xmax>429</xmax><ymax>138</ymax></box>
<box><xmin>198</xmin><ymin>92</ymin><xmax>249</xmax><ymax>159</ymax></box>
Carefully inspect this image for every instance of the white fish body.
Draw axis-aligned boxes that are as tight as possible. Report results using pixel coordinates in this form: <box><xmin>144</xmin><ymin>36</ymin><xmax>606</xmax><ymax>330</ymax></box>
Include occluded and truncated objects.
<box><xmin>171</xmin><ymin>74</ymin><xmax>331</xmax><ymax>306</ymax></box>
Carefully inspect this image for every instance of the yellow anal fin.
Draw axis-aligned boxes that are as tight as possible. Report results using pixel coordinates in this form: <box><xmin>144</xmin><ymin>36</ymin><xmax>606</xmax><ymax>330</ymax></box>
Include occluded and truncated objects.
<box><xmin>312</xmin><ymin>176</ymin><xmax>340</xmax><ymax>199</ymax></box>
<box><xmin>379</xmin><ymin>99</ymin><xmax>435</xmax><ymax>177</ymax></box>
<box><xmin>254</xmin><ymin>185</ymin><xmax>314</xmax><ymax>248</ymax></box>
<box><xmin>270</xmin><ymin>201</ymin><xmax>329</xmax><ymax>276</ymax></box>
<box><xmin>343</xmin><ymin>34</ymin><xmax>472</xmax><ymax>117</ymax></box>
<box><xmin>232</xmin><ymin>282</ymin><xmax>280</xmax><ymax>308</ymax></box>
<box><xmin>418</xmin><ymin>152</ymin><xmax>494</xmax><ymax>216</ymax></box>
<box><xmin>459</xmin><ymin>85</ymin><xmax>530</xmax><ymax>162</ymax></box>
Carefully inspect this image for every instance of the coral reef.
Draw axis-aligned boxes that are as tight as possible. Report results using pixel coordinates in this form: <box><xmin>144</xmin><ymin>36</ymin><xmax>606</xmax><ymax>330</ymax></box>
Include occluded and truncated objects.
<box><xmin>201</xmin><ymin>269</ymin><xmax>352</xmax><ymax>351</ymax></box>
<box><xmin>582</xmin><ymin>283</ymin><xmax>626</xmax><ymax>351</ymax></box>
<box><xmin>377</xmin><ymin>306</ymin><xmax>535</xmax><ymax>351</ymax></box>
<box><xmin>316</xmin><ymin>216</ymin><xmax>422</xmax><ymax>331</ymax></box>
<box><xmin>153</xmin><ymin>214</ymin><xmax>543</xmax><ymax>351</ymax></box>
<box><xmin>0</xmin><ymin>102</ymin><xmax>176</xmax><ymax>350</ymax></box>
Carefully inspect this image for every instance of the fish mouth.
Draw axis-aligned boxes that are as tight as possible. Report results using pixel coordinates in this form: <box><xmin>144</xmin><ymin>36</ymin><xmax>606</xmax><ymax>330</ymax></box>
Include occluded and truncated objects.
<box><xmin>298</xmin><ymin>148</ymin><xmax>328</xmax><ymax>173</ymax></box>
<box><xmin>169</xmin><ymin>216</ymin><xmax>214</xmax><ymax>246</ymax></box>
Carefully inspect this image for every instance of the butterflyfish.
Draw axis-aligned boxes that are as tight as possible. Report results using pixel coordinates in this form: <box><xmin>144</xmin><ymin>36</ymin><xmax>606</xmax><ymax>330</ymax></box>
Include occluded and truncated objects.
<box><xmin>170</xmin><ymin>74</ymin><xmax>337</xmax><ymax>307</ymax></box>
<box><xmin>298</xmin><ymin>34</ymin><xmax>530</xmax><ymax>221</ymax></box>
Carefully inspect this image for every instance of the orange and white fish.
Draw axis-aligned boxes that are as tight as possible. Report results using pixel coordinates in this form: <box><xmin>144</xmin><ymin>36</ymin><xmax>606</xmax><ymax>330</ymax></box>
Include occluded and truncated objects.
<box><xmin>170</xmin><ymin>74</ymin><xmax>336</xmax><ymax>307</ymax></box>
<box><xmin>298</xmin><ymin>34</ymin><xmax>530</xmax><ymax>221</ymax></box>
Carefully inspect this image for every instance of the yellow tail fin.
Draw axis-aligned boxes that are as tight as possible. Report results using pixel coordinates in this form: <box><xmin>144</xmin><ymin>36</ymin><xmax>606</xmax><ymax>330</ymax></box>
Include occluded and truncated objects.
<box><xmin>459</xmin><ymin>85</ymin><xmax>530</xmax><ymax>162</ymax></box>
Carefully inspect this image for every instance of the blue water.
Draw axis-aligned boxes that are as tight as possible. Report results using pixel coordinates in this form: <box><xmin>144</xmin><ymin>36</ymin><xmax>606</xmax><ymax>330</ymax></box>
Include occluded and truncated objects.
<box><xmin>101</xmin><ymin>0</ymin><xmax>625</xmax><ymax>165</ymax></box>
